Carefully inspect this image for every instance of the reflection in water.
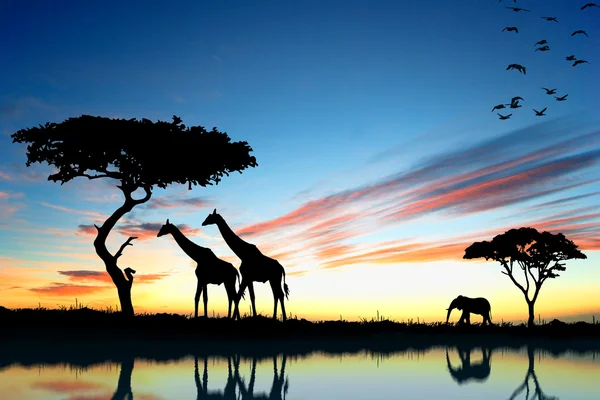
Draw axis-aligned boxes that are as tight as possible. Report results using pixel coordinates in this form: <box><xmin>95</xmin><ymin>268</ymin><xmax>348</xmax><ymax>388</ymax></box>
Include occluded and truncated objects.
<box><xmin>236</xmin><ymin>355</ymin><xmax>289</xmax><ymax>400</ymax></box>
<box><xmin>195</xmin><ymin>355</ymin><xmax>237</xmax><ymax>400</ymax></box>
<box><xmin>508</xmin><ymin>346</ymin><xmax>558</xmax><ymax>400</ymax></box>
<box><xmin>112</xmin><ymin>357</ymin><xmax>134</xmax><ymax>400</ymax></box>
<box><xmin>446</xmin><ymin>345</ymin><xmax>492</xmax><ymax>385</ymax></box>
<box><xmin>1</xmin><ymin>342</ymin><xmax>599</xmax><ymax>399</ymax></box>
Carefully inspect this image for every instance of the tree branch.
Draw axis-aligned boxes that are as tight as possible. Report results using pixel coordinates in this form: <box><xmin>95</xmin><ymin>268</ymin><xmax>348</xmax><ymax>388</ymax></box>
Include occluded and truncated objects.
<box><xmin>82</xmin><ymin>172</ymin><xmax>121</xmax><ymax>180</ymax></box>
<box><xmin>503</xmin><ymin>260</ymin><xmax>529</xmax><ymax>300</ymax></box>
<box><xmin>115</xmin><ymin>236</ymin><xmax>138</xmax><ymax>260</ymax></box>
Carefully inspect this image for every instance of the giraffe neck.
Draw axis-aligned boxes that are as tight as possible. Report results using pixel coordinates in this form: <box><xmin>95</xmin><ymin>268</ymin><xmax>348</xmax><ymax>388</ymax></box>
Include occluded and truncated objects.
<box><xmin>215</xmin><ymin>218</ymin><xmax>256</xmax><ymax>259</ymax></box>
<box><xmin>169</xmin><ymin>226</ymin><xmax>206</xmax><ymax>262</ymax></box>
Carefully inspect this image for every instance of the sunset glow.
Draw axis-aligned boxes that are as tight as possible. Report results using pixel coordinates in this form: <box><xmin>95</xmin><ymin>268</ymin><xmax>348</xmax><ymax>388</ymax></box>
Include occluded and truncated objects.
<box><xmin>1</xmin><ymin>0</ymin><xmax>600</xmax><ymax>324</ymax></box>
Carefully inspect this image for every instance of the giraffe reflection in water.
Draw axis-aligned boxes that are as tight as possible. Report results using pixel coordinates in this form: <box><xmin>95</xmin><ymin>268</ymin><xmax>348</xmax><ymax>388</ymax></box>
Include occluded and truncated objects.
<box><xmin>194</xmin><ymin>355</ymin><xmax>238</xmax><ymax>400</ymax></box>
<box><xmin>236</xmin><ymin>355</ymin><xmax>289</xmax><ymax>400</ymax></box>
<box><xmin>193</xmin><ymin>354</ymin><xmax>289</xmax><ymax>400</ymax></box>
<box><xmin>446</xmin><ymin>345</ymin><xmax>492</xmax><ymax>385</ymax></box>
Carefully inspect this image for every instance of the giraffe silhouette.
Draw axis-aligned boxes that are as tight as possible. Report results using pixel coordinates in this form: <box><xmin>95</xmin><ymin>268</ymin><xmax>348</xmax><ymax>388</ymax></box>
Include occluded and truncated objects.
<box><xmin>235</xmin><ymin>354</ymin><xmax>289</xmax><ymax>400</ymax></box>
<box><xmin>202</xmin><ymin>209</ymin><xmax>290</xmax><ymax>321</ymax></box>
<box><xmin>446</xmin><ymin>345</ymin><xmax>492</xmax><ymax>385</ymax></box>
<box><xmin>157</xmin><ymin>219</ymin><xmax>241</xmax><ymax>318</ymax></box>
<box><xmin>195</xmin><ymin>355</ymin><xmax>239</xmax><ymax>400</ymax></box>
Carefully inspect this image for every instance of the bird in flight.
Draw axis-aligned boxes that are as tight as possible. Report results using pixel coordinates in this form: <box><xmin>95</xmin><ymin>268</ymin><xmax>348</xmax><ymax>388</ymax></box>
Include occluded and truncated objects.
<box><xmin>573</xmin><ymin>59</ymin><xmax>589</xmax><ymax>67</ymax></box>
<box><xmin>534</xmin><ymin>40</ymin><xmax>548</xmax><ymax>46</ymax></box>
<box><xmin>506</xmin><ymin>6</ymin><xmax>530</xmax><ymax>12</ymax></box>
<box><xmin>535</xmin><ymin>45</ymin><xmax>550</xmax><ymax>52</ymax></box>
<box><xmin>533</xmin><ymin>108</ymin><xmax>547</xmax><ymax>116</ymax></box>
<box><xmin>511</xmin><ymin>96</ymin><xmax>524</xmax><ymax>103</ymax></box>
<box><xmin>581</xmin><ymin>3</ymin><xmax>599</xmax><ymax>9</ymax></box>
<box><xmin>498</xmin><ymin>113</ymin><xmax>512</xmax><ymax>120</ymax></box>
<box><xmin>571</xmin><ymin>30</ymin><xmax>589</xmax><ymax>37</ymax></box>
<box><xmin>503</xmin><ymin>26</ymin><xmax>519</xmax><ymax>33</ymax></box>
<box><xmin>507</xmin><ymin>64</ymin><xmax>526</xmax><ymax>74</ymax></box>
<box><xmin>492</xmin><ymin>104</ymin><xmax>507</xmax><ymax>112</ymax></box>
<box><xmin>541</xmin><ymin>16</ymin><xmax>558</xmax><ymax>22</ymax></box>
<box><xmin>565</xmin><ymin>55</ymin><xmax>577</xmax><ymax>61</ymax></box>
<box><xmin>555</xmin><ymin>94</ymin><xmax>568</xmax><ymax>101</ymax></box>
<box><xmin>542</xmin><ymin>88</ymin><xmax>557</xmax><ymax>95</ymax></box>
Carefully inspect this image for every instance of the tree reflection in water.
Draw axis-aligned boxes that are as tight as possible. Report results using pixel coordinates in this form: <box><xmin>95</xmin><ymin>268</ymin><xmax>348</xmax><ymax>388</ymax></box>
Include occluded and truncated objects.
<box><xmin>508</xmin><ymin>346</ymin><xmax>558</xmax><ymax>400</ymax></box>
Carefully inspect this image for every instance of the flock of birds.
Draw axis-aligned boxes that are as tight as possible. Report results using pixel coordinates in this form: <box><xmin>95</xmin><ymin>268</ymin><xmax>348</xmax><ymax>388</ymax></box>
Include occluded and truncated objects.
<box><xmin>493</xmin><ymin>1</ymin><xmax>596</xmax><ymax>120</ymax></box>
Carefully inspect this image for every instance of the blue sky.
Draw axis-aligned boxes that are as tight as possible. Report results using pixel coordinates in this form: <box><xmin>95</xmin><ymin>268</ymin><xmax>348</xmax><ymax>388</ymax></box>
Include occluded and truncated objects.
<box><xmin>1</xmin><ymin>0</ymin><xmax>600</xmax><ymax>322</ymax></box>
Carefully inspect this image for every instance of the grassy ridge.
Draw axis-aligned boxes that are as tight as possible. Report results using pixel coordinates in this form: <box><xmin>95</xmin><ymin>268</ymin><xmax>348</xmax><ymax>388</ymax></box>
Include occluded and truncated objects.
<box><xmin>1</xmin><ymin>305</ymin><xmax>599</xmax><ymax>342</ymax></box>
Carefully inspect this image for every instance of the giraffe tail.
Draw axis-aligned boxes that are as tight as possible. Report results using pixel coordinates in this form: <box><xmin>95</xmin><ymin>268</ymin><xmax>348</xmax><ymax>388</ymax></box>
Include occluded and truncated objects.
<box><xmin>283</xmin><ymin>271</ymin><xmax>290</xmax><ymax>300</ymax></box>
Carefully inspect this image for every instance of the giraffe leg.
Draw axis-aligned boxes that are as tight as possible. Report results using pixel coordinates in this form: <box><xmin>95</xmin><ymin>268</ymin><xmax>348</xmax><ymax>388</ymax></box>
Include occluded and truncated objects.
<box><xmin>194</xmin><ymin>280</ymin><xmax>203</xmax><ymax>319</ymax></box>
<box><xmin>225</xmin><ymin>279</ymin><xmax>236</xmax><ymax>319</ymax></box>
<box><xmin>248</xmin><ymin>282</ymin><xmax>257</xmax><ymax>317</ymax></box>
<box><xmin>203</xmin><ymin>284</ymin><xmax>208</xmax><ymax>317</ymax></box>
<box><xmin>235</xmin><ymin>279</ymin><xmax>249</xmax><ymax>320</ymax></box>
<box><xmin>270</xmin><ymin>279</ymin><xmax>285</xmax><ymax>320</ymax></box>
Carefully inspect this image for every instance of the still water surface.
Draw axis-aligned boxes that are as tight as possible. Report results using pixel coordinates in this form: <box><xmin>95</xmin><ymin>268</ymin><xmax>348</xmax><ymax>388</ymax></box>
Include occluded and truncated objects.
<box><xmin>1</xmin><ymin>346</ymin><xmax>599</xmax><ymax>399</ymax></box>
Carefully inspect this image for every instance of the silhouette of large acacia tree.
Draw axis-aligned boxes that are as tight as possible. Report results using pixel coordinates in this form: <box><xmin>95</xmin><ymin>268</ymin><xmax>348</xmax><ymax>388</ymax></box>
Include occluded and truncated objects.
<box><xmin>464</xmin><ymin>227</ymin><xmax>586</xmax><ymax>328</ymax></box>
<box><xmin>11</xmin><ymin>115</ymin><xmax>257</xmax><ymax>317</ymax></box>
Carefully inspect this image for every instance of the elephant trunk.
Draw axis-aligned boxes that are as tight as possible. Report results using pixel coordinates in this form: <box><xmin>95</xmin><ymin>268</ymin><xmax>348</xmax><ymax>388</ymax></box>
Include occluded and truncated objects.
<box><xmin>446</xmin><ymin>307</ymin><xmax>454</xmax><ymax>324</ymax></box>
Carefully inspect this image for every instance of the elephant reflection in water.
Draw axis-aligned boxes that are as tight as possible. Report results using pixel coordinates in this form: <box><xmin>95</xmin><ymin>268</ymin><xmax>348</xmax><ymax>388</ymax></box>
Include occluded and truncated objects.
<box><xmin>446</xmin><ymin>346</ymin><xmax>492</xmax><ymax>385</ymax></box>
<box><xmin>508</xmin><ymin>345</ymin><xmax>558</xmax><ymax>400</ymax></box>
<box><xmin>195</xmin><ymin>355</ymin><xmax>238</xmax><ymax>400</ymax></box>
<box><xmin>235</xmin><ymin>354</ymin><xmax>289</xmax><ymax>400</ymax></box>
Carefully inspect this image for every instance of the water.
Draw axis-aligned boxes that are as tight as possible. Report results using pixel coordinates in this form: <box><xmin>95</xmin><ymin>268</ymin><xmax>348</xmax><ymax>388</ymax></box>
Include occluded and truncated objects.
<box><xmin>1</xmin><ymin>345</ymin><xmax>599</xmax><ymax>399</ymax></box>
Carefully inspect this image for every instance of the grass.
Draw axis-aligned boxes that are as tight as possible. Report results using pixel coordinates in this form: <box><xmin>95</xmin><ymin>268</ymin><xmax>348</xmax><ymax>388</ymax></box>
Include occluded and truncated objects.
<box><xmin>2</xmin><ymin>304</ymin><xmax>600</xmax><ymax>369</ymax></box>
<box><xmin>1</xmin><ymin>304</ymin><xmax>599</xmax><ymax>344</ymax></box>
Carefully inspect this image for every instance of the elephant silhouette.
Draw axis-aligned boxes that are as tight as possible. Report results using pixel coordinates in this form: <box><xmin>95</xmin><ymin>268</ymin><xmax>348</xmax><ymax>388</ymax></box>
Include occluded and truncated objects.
<box><xmin>446</xmin><ymin>295</ymin><xmax>493</xmax><ymax>326</ymax></box>
<box><xmin>446</xmin><ymin>345</ymin><xmax>492</xmax><ymax>385</ymax></box>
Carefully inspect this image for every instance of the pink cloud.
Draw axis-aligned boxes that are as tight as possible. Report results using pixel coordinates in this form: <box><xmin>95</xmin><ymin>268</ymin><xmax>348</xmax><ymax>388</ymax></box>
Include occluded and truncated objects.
<box><xmin>58</xmin><ymin>270</ymin><xmax>170</xmax><ymax>284</ymax></box>
<box><xmin>29</xmin><ymin>283</ymin><xmax>110</xmax><ymax>296</ymax></box>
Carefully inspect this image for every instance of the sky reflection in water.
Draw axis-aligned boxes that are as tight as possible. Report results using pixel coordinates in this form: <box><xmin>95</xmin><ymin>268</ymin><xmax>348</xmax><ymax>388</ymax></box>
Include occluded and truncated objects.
<box><xmin>1</xmin><ymin>347</ymin><xmax>599</xmax><ymax>400</ymax></box>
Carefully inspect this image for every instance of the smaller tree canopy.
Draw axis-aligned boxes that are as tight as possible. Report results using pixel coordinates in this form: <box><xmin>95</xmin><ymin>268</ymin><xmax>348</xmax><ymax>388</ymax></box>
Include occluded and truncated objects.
<box><xmin>464</xmin><ymin>227</ymin><xmax>586</xmax><ymax>326</ymax></box>
<box><xmin>11</xmin><ymin>115</ymin><xmax>258</xmax><ymax>191</ymax></box>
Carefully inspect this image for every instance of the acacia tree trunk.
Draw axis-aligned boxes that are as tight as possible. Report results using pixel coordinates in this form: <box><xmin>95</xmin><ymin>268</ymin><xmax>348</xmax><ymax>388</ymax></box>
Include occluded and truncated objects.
<box><xmin>527</xmin><ymin>301</ymin><xmax>535</xmax><ymax>328</ymax></box>
<box><xmin>93</xmin><ymin>186</ymin><xmax>151</xmax><ymax>318</ymax></box>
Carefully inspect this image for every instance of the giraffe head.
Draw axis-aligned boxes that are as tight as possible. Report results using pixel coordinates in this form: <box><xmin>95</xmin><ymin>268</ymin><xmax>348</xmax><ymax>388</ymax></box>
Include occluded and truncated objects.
<box><xmin>202</xmin><ymin>209</ymin><xmax>221</xmax><ymax>226</ymax></box>
<box><xmin>157</xmin><ymin>219</ymin><xmax>174</xmax><ymax>237</ymax></box>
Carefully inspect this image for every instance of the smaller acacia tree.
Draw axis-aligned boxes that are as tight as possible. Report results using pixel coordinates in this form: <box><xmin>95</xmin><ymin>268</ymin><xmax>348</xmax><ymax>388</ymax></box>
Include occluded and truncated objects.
<box><xmin>11</xmin><ymin>115</ymin><xmax>257</xmax><ymax>317</ymax></box>
<box><xmin>464</xmin><ymin>227</ymin><xmax>586</xmax><ymax>328</ymax></box>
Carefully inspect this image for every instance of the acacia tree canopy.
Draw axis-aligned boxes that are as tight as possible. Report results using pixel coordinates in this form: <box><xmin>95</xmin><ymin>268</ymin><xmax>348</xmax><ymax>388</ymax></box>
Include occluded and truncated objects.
<box><xmin>11</xmin><ymin>115</ymin><xmax>258</xmax><ymax>191</ymax></box>
<box><xmin>11</xmin><ymin>114</ymin><xmax>258</xmax><ymax>317</ymax></box>
<box><xmin>464</xmin><ymin>227</ymin><xmax>586</xmax><ymax>327</ymax></box>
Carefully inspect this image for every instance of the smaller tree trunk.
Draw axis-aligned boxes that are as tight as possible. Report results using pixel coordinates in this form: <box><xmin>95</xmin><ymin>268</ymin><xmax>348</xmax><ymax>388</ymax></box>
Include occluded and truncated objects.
<box><xmin>527</xmin><ymin>301</ymin><xmax>535</xmax><ymax>328</ymax></box>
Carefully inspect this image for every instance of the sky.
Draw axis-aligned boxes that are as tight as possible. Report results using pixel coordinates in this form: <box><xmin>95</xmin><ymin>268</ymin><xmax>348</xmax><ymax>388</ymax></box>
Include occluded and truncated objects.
<box><xmin>1</xmin><ymin>0</ymin><xmax>600</xmax><ymax>323</ymax></box>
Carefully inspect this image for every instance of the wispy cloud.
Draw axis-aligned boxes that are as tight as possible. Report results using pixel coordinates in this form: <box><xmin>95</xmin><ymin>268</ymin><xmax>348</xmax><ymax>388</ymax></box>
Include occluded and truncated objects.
<box><xmin>143</xmin><ymin>195</ymin><xmax>211</xmax><ymax>211</ymax></box>
<box><xmin>0</xmin><ymin>170</ymin><xmax>13</xmax><ymax>180</ymax></box>
<box><xmin>29</xmin><ymin>283</ymin><xmax>110</xmax><ymax>296</ymax></box>
<box><xmin>0</xmin><ymin>191</ymin><xmax>23</xmax><ymax>200</ymax></box>
<box><xmin>58</xmin><ymin>270</ymin><xmax>170</xmax><ymax>284</ymax></box>
<box><xmin>39</xmin><ymin>202</ymin><xmax>107</xmax><ymax>218</ymax></box>
<box><xmin>229</xmin><ymin>118</ymin><xmax>600</xmax><ymax>270</ymax></box>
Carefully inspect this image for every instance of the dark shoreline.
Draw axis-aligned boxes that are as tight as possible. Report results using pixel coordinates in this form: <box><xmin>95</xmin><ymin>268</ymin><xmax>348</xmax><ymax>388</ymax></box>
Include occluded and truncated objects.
<box><xmin>2</xmin><ymin>307</ymin><xmax>600</xmax><ymax>367</ymax></box>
